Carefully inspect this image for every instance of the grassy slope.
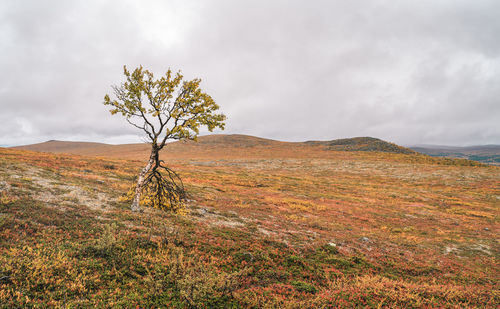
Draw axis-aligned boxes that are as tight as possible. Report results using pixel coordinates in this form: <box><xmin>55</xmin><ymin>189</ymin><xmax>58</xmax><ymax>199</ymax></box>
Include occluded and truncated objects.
<box><xmin>13</xmin><ymin>134</ymin><xmax>416</xmax><ymax>160</ymax></box>
<box><xmin>0</xmin><ymin>146</ymin><xmax>499</xmax><ymax>307</ymax></box>
<box><xmin>306</xmin><ymin>137</ymin><xmax>415</xmax><ymax>154</ymax></box>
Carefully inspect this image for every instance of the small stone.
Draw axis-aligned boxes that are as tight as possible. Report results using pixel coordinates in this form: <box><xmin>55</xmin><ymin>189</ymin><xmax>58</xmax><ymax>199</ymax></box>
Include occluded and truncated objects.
<box><xmin>484</xmin><ymin>227</ymin><xmax>490</xmax><ymax>231</ymax></box>
<box><xmin>360</xmin><ymin>237</ymin><xmax>370</xmax><ymax>243</ymax></box>
<box><xmin>328</xmin><ymin>242</ymin><xmax>336</xmax><ymax>247</ymax></box>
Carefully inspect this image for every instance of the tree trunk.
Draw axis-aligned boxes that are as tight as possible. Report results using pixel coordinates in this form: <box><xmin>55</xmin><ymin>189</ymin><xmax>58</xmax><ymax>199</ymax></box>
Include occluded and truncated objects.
<box><xmin>131</xmin><ymin>149</ymin><xmax>157</xmax><ymax>212</ymax></box>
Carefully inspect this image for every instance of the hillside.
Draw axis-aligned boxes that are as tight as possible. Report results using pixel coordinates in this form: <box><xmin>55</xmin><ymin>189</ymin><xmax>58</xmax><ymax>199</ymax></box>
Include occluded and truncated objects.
<box><xmin>0</xmin><ymin>145</ymin><xmax>498</xmax><ymax>307</ymax></box>
<box><xmin>187</xmin><ymin>134</ymin><xmax>282</xmax><ymax>147</ymax></box>
<box><xmin>306</xmin><ymin>137</ymin><xmax>415</xmax><ymax>154</ymax></box>
<box><xmin>13</xmin><ymin>140</ymin><xmax>109</xmax><ymax>153</ymax></box>
<box><xmin>14</xmin><ymin>134</ymin><xmax>417</xmax><ymax>160</ymax></box>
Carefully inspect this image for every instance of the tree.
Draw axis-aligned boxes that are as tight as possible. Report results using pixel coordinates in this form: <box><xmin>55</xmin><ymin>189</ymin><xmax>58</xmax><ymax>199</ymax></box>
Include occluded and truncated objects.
<box><xmin>104</xmin><ymin>65</ymin><xmax>225</xmax><ymax>212</ymax></box>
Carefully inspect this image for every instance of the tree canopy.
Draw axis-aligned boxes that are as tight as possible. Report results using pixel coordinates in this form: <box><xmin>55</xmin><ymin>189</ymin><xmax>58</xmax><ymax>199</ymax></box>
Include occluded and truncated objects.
<box><xmin>104</xmin><ymin>65</ymin><xmax>225</xmax><ymax>147</ymax></box>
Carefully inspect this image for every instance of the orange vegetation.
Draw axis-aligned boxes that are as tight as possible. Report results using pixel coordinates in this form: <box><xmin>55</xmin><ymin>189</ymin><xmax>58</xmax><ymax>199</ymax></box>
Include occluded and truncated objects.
<box><xmin>0</xmin><ymin>141</ymin><xmax>498</xmax><ymax>307</ymax></box>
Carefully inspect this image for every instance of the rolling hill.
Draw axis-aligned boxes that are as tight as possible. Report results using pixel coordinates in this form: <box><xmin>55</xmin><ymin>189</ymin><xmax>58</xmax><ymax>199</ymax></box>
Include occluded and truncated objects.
<box><xmin>13</xmin><ymin>134</ymin><xmax>417</xmax><ymax>160</ymax></box>
<box><xmin>13</xmin><ymin>140</ymin><xmax>109</xmax><ymax>152</ymax></box>
<box><xmin>306</xmin><ymin>137</ymin><xmax>415</xmax><ymax>154</ymax></box>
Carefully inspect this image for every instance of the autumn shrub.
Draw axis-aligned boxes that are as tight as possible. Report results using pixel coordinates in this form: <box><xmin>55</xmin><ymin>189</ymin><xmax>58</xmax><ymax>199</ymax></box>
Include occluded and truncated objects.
<box><xmin>0</xmin><ymin>213</ymin><xmax>14</xmax><ymax>231</ymax></box>
<box><xmin>102</xmin><ymin>164</ymin><xmax>116</xmax><ymax>170</ymax></box>
<box><xmin>174</xmin><ymin>258</ymin><xmax>251</xmax><ymax>307</ymax></box>
<box><xmin>291</xmin><ymin>281</ymin><xmax>318</xmax><ymax>294</ymax></box>
<box><xmin>0</xmin><ymin>191</ymin><xmax>17</xmax><ymax>205</ymax></box>
<box><xmin>80</xmin><ymin>223</ymin><xmax>120</xmax><ymax>259</ymax></box>
<box><xmin>319</xmin><ymin>243</ymin><xmax>339</xmax><ymax>255</ymax></box>
<box><xmin>255</xmin><ymin>269</ymin><xmax>290</xmax><ymax>285</ymax></box>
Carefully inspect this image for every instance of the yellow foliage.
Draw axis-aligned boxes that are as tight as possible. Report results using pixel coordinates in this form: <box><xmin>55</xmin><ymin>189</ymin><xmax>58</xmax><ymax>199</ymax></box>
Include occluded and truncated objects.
<box><xmin>119</xmin><ymin>184</ymin><xmax>187</xmax><ymax>215</ymax></box>
<box><xmin>0</xmin><ymin>191</ymin><xmax>17</xmax><ymax>205</ymax></box>
<box><xmin>447</xmin><ymin>207</ymin><xmax>495</xmax><ymax>218</ymax></box>
<box><xmin>265</xmin><ymin>196</ymin><xmax>325</xmax><ymax>212</ymax></box>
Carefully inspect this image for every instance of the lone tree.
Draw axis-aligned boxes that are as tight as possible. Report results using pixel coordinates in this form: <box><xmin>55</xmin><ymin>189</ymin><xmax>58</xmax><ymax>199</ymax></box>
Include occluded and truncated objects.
<box><xmin>104</xmin><ymin>65</ymin><xmax>225</xmax><ymax>212</ymax></box>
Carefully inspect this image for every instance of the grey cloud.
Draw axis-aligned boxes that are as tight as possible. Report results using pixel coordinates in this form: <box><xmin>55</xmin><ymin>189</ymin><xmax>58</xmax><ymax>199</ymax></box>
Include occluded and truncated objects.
<box><xmin>0</xmin><ymin>0</ymin><xmax>499</xmax><ymax>146</ymax></box>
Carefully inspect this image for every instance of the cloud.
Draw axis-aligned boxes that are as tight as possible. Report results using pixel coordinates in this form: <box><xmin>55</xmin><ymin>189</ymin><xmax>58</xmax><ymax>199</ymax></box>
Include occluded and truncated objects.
<box><xmin>0</xmin><ymin>0</ymin><xmax>499</xmax><ymax>146</ymax></box>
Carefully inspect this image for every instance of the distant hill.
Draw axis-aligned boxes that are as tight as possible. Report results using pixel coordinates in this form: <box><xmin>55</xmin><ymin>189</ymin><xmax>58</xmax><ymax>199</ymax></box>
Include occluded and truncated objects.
<box><xmin>14</xmin><ymin>140</ymin><xmax>109</xmax><ymax>153</ymax></box>
<box><xmin>13</xmin><ymin>134</ymin><xmax>417</xmax><ymax>159</ymax></box>
<box><xmin>410</xmin><ymin>144</ymin><xmax>500</xmax><ymax>166</ymax></box>
<box><xmin>306</xmin><ymin>137</ymin><xmax>416</xmax><ymax>154</ymax></box>
<box><xmin>190</xmin><ymin>134</ymin><xmax>281</xmax><ymax>147</ymax></box>
<box><xmin>13</xmin><ymin>141</ymin><xmax>149</xmax><ymax>160</ymax></box>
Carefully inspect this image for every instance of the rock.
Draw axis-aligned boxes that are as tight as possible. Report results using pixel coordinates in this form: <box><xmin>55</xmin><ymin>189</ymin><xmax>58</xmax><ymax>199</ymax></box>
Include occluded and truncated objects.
<box><xmin>484</xmin><ymin>227</ymin><xmax>490</xmax><ymax>231</ymax></box>
<box><xmin>360</xmin><ymin>237</ymin><xmax>371</xmax><ymax>243</ymax></box>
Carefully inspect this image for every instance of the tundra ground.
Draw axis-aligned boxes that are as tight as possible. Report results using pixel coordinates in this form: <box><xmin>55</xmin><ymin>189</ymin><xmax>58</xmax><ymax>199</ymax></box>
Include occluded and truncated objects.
<box><xmin>0</xmin><ymin>147</ymin><xmax>498</xmax><ymax>307</ymax></box>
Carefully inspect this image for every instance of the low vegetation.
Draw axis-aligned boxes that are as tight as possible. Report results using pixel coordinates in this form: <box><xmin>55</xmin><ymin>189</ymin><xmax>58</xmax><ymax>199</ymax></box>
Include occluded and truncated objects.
<box><xmin>0</xmin><ymin>146</ymin><xmax>498</xmax><ymax>307</ymax></box>
<box><xmin>306</xmin><ymin>136</ymin><xmax>416</xmax><ymax>154</ymax></box>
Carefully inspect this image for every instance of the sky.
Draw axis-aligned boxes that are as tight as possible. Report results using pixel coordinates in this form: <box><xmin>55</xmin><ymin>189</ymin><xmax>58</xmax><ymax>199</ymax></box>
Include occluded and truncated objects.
<box><xmin>1</xmin><ymin>0</ymin><xmax>499</xmax><ymax>147</ymax></box>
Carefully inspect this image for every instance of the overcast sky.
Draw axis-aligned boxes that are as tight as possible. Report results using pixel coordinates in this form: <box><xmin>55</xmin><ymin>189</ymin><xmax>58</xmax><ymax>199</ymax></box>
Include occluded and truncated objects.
<box><xmin>1</xmin><ymin>0</ymin><xmax>499</xmax><ymax>146</ymax></box>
